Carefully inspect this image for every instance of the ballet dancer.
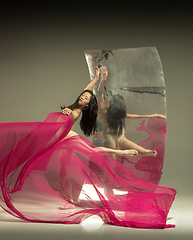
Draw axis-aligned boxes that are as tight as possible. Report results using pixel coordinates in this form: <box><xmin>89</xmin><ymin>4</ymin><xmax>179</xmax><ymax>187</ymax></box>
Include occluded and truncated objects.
<box><xmin>98</xmin><ymin>66</ymin><xmax>166</xmax><ymax>160</ymax></box>
<box><xmin>59</xmin><ymin>66</ymin><xmax>137</xmax><ymax>209</ymax></box>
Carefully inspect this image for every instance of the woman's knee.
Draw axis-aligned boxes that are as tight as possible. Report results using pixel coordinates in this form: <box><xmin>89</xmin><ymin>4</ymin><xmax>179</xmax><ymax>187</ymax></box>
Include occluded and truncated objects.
<box><xmin>64</xmin><ymin>130</ymin><xmax>78</xmax><ymax>139</ymax></box>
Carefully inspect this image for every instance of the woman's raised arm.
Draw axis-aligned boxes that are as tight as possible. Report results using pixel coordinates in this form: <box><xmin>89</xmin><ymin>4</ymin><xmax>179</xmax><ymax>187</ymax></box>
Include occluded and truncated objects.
<box><xmin>84</xmin><ymin>66</ymin><xmax>99</xmax><ymax>91</ymax></box>
<box><xmin>98</xmin><ymin>66</ymin><xmax>108</xmax><ymax>110</ymax></box>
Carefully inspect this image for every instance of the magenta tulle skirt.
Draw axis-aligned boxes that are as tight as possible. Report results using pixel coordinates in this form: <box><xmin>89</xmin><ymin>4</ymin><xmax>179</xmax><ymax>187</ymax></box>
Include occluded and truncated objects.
<box><xmin>0</xmin><ymin>112</ymin><xmax>176</xmax><ymax>228</ymax></box>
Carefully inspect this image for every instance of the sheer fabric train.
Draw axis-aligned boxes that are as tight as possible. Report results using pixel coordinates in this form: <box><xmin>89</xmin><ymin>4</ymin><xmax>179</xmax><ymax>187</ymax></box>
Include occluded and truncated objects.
<box><xmin>0</xmin><ymin>112</ymin><xmax>176</xmax><ymax>228</ymax></box>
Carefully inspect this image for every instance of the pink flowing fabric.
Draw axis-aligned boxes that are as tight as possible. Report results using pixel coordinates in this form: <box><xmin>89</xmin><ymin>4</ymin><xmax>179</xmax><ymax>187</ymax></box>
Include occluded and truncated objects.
<box><xmin>0</xmin><ymin>112</ymin><xmax>176</xmax><ymax>228</ymax></box>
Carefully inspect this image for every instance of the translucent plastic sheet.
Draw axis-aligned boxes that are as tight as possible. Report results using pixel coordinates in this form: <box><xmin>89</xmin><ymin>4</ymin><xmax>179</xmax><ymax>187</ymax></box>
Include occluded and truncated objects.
<box><xmin>85</xmin><ymin>47</ymin><xmax>166</xmax><ymax>185</ymax></box>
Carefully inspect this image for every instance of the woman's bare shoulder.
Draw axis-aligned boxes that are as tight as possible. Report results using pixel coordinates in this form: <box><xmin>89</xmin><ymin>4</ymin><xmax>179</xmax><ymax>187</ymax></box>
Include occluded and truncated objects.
<box><xmin>70</xmin><ymin>110</ymin><xmax>81</xmax><ymax>123</ymax></box>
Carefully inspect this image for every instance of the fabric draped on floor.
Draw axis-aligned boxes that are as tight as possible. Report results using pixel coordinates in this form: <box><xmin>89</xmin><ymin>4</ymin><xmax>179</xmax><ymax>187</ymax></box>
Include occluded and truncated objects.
<box><xmin>0</xmin><ymin>112</ymin><xmax>176</xmax><ymax>228</ymax></box>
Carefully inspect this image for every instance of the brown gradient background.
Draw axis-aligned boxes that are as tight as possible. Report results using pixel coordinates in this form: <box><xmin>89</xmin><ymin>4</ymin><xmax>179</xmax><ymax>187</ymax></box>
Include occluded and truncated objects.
<box><xmin>0</xmin><ymin>3</ymin><xmax>193</xmax><ymax>240</ymax></box>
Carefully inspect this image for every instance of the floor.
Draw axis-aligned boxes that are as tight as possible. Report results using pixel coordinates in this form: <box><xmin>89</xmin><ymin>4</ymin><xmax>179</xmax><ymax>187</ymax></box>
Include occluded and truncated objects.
<box><xmin>0</xmin><ymin>194</ymin><xmax>192</xmax><ymax>240</ymax></box>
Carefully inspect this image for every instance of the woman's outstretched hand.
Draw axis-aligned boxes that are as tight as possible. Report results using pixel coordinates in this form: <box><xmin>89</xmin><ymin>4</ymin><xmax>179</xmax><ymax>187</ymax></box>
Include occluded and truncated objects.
<box><xmin>100</xmin><ymin>66</ymin><xmax>108</xmax><ymax>80</ymax></box>
<box><xmin>93</xmin><ymin>66</ymin><xmax>99</xmax><ymax>79</ymax></box>
<box><xmin>84</xmin><ymin>66</ymin><xmax>100</xmax><ymax>91</ymax></box>
<box><xmin>62</xmin><ymin>108</ymin><xmax>72</xmax><ymax>115</ymax></box>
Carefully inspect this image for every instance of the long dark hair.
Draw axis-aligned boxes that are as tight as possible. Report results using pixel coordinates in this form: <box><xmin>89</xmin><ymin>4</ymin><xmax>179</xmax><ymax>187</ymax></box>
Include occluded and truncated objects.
<box><xmin>61</xmin><ymin>90</ymin><xmax>98</xmax><ymax>136</ymax></box>
<box><xmin>107</xmin><ymin>94</ymin><xmax>126</xmax><ymax>136</ymax></box>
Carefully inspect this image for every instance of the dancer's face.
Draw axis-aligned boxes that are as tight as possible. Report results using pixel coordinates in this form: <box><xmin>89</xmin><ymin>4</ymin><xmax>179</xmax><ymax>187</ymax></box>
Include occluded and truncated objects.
<box><xmin>78</xmin><ymin>92</ymin><xmax>91</xmax><ymax>108</ymax></box>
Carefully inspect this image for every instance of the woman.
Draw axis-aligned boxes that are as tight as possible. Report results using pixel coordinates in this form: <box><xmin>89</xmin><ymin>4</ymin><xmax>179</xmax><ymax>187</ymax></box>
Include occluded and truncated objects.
<box><xmin>0</xmin><ymin>66</ymin><xmax>176</xmax><ymax>229</ymax></box>
<box><xmin>98</xmin><ymin>66</ymin><xmax>166</xmax><ymax>160</ymax></box>
<box><xmin>59</xmin><ymin>66</ymin><xmax>137</xmax><ymax>209</ymax></box>
<box><xmin>60</xmin><ymin>66</ymin><xmax>138</xmax><ymax>156</ymax></box>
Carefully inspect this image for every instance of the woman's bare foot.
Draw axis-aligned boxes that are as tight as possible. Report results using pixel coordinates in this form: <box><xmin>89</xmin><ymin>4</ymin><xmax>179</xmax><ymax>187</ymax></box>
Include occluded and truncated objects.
<box><xmin>59</xmin><ymin>202</ymin><xmax>75</xmax><ymax>210</ymax></box>
<box><xmin>143</xmin><ymin>150</ymin><xmax>157</xmax><ymax>157</ymax></box>
<box><xmin>117</xmin><ymin>149</ymin><xmax>138</xmax><ymax>157</ymax></box>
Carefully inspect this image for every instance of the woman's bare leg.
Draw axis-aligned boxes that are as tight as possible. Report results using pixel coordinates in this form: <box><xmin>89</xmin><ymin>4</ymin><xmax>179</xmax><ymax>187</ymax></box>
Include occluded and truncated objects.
<box><xmin>96</xmin><ymin>145</ymin><xmax>137</xmax><ymax>197</ymax></box>
<box><xmin>118</xmin><ymin>136</ymin><xmax>157</xmax><ymax>157</ymax></box>
<box><xmin>100</xmin><ymin>147</ymin><xmax>138</xmax><ymax>158</ymax></box>
<box><xmin>59</xmin><ymin>132</ymin><xmax>140</xmax><ymax>205</ymax></box>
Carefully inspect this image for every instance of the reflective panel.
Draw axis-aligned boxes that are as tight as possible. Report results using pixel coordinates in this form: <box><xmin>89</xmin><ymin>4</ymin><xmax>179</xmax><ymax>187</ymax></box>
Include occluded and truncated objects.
<box><xmin>84</xmin><ymin>47</ymin><xmax>166</xmax><ymax>185</ymax></box>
